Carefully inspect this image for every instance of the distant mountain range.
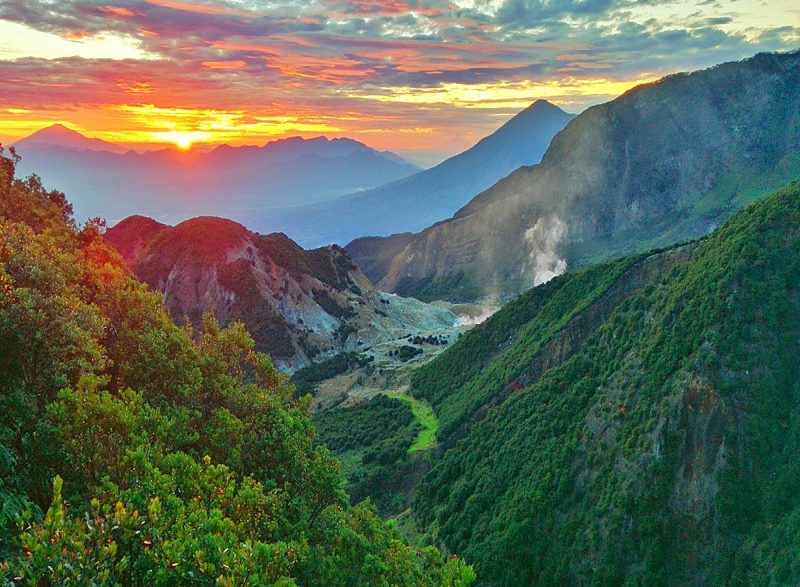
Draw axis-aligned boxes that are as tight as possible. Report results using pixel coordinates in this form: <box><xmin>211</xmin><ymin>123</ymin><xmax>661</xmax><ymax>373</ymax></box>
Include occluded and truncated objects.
<box><xmin>105</xmin><ymin>215</ymin><xmax>456</xmax><ymax>370</ymax></box>
<box><xmin>348</xmin><ymin>50</ymin><xmax>800</xmax><ymax>302</ymax></box>
<box><xmin>258</xmin><ymin>100</ymin><xmax>575</xmax><ymax>247</ymax></box>
<box><xmin>13</xmin><ymin>128</ymin><xmax>421</xmax><ymax>224</ymax></box>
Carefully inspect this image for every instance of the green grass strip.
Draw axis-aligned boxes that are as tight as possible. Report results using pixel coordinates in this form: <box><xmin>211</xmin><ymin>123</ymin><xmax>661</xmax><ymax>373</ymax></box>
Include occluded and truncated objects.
<box><xmin>387</xmin><ymin>391</ymin><xmax>439</xmax><ymax>452</ymax></box>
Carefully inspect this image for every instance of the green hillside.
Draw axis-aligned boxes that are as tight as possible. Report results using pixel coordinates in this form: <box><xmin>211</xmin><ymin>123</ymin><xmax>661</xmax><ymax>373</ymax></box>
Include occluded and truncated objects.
<box><xmin>0</xmin><ymin>149</ymin><xmax>474</xmax><ymax>586</ymax></box>
<box><xmin>410</xmin><ymin>181</ymin><xmax>800</xmax><ymax>585</ymax></box>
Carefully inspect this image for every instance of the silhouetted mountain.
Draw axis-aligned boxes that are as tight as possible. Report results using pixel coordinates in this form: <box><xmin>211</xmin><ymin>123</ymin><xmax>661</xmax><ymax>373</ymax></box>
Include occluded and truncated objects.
<box><xmin>353</xmin><ymin>50</ymin><xmax>800</xmax><ymax>302</ymax></box>
<box><xmin>13</xmin><ymin>124</ymin><xmax>129</xmax><ymax>154</ymax></box>
<box><xmin>14</xmin><ymin>133</ymin><xmax>421</xmax><ymax>224</ymax></box>
<box><xmin>260</xmin><ymin>100</ymin><xmax>574</xmax><ymax>247</ymax></box>
<box><xmin>105</xmin><ymin>215</ymin><xmax>455</xmax><ymax>369</ymax></box>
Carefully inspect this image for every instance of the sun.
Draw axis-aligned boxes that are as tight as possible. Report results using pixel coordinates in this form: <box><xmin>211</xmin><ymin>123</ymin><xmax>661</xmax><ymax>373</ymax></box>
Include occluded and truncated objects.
<box><xmin>174</xmin><ymin>135</ymin><xmax>194</xmax><ymax>150</ymax></box>
<box><xmin>153</xmin><ymin>130</ymin><xmax>210</xmax><ymax>151</ymax></box>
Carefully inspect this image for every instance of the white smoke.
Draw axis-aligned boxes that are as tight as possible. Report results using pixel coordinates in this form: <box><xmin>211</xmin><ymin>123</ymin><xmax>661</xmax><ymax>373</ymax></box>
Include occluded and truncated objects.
<box><xmin>524</xmin><ymin>215</ymin><xmax>568</xmax><ymax>286</ymax></box>
<box><xmin>456</xmin><ymin>307</ymin><xmax>497</xmax><ymax>326</ymax></box>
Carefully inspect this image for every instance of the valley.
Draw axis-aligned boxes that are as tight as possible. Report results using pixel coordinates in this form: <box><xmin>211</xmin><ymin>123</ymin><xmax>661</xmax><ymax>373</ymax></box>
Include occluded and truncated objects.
<box><xmin>315</xmin><ymin>180</ymin><xmax>800</xmax><ymax>585</ymax></box>
<box><xmin>301</xmin><ymin>301</ymin><xmax>489</xmax><ymax>410</ymax></box>
<box><xmin>96</xmin><ymin>51</ymin><xmax>800</xmax><ymax>584</ymax></box>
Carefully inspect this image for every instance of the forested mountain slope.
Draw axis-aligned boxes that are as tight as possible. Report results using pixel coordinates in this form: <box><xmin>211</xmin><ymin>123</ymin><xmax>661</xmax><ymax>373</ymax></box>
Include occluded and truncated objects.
<box><xmin>0</xmin><ymin>149</ymin><xmax>474</xmax><ymax>585</ymax></box>
<box><xmin>363</xmin><ymin>50</ymin><xmax>800</xmax><ymax>302</ymax></box>
<box><xmin>410</xmin><ymin>181</ymin><xmax>800</xmax><ymax>585</ymax></box>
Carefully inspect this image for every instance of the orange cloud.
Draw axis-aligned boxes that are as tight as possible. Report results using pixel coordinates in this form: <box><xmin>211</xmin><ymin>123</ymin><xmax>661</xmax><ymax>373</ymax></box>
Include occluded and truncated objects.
<box><xmin>144</xmin><ymin>0</ymin><xmax>252</xmax><ymax>17</ymax></box>
<box><xmin>202</xmin><ymin>60</ymin><xmax>247</xmax><ymax>70</ymax></box>
<box><xmin>63</xmin><ymin>30</ymin><xmax>88</xmax><ymax>40</ymax></box>
<box><xmin>117</xmin><ymin>81</ymin><xmax>156</xmax><ymax>94</ymax></box>
<box><xmin>99</xmin><ymin>6</ymin><xmax>136</xmax><ymax>17</ymax></box>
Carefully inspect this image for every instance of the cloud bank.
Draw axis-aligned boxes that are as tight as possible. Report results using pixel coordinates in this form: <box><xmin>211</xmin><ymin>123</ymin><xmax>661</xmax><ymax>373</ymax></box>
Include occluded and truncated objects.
<box><xmin>0</xmin><ymin>0</ymin><xmax>797</xmax><ymax>158</ymax></box>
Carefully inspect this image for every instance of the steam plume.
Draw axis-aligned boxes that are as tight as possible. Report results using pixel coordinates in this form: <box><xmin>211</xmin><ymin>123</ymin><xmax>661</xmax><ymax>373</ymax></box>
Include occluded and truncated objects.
<box><xmin>524</xmin><ymin>215</ymin><xmax>567</xmax><ymax>286</ymax></box>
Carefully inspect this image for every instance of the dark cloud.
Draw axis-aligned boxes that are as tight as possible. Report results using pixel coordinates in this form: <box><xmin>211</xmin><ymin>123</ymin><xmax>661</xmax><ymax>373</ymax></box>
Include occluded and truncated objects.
<box><xmin>496</xmin><ymin>0</ymin><xmax>617</xmax><ymax>24</ymax></box>
<box><xmin>1</xmin><ymin>0</ymin><xmax>794</xmax><ymax>86</ymax></box>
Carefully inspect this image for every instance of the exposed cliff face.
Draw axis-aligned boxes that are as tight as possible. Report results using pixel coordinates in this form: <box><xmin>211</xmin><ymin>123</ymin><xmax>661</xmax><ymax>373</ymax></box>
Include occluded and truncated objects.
<box><xmin>106</xmin><ymin>216</ymin><xmax>456</xmax><ymax>369</ymax></box>
<box><xmin>358</xmin><ymin>50</ymin><xmax>800</xmax><ymax>302</ymax></box>
<box><xmin>410</xmin><ymin>182</ymin><xmax>800</xmax><ymax>585</ymax></box>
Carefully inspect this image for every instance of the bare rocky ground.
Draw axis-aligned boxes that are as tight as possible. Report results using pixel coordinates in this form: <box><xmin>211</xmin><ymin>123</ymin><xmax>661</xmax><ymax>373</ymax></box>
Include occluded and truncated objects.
<box><xmin>312</xmin><ymin>298</ymin><xmax>498</xmax><ymax>412</ymax></box>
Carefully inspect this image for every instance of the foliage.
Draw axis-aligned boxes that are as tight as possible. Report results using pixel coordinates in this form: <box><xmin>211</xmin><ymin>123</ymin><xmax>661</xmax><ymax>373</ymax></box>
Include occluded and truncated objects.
<box><xmin>255</xmin><ymin>236</ymin><xmax>356</xmax><ymax>291</ymax></box>
<box><xmin>389</xmin><ymin>346</ymin><xmax>424</xmax><ymax>362</ymax></box>
<box><xmin>217</xmin><ymin>258</ymin><xmax>296</xmax><ymax>358</ymax></box>
<box><xmin>411</xmin><ymin>252</ymin><xmax>648</xmax><ymax>441</ymax></box>
<box><xmin>311</xmin><ymin>288</ymin><xmax>355</xmax><ymax>319</ymax></box>
<box><xmin>0</xmin><ymin>149</ymin><xmax>475</xmax><ymax>585</ymax></box>
<box><xmin>393</xmin><ymin>271</ymin><xmax>480</xmax><ymax>304</ymax></box>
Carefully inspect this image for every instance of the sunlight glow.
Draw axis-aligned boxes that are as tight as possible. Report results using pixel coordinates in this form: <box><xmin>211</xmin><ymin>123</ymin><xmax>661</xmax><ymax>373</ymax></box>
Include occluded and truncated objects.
<box><xmin>101</xmin><ymin>104</ymin><xmax>344</xmax><ymax>146</ymax></box>
<box><xmin>153</xmin><ymin>130</ymin><xmax>210</xmax><ymax>150</ymax></box>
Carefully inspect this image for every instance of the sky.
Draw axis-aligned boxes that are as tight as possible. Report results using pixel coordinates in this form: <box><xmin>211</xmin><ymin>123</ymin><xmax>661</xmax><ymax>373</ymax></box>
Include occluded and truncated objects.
<box><xmin>0</xmin><ymin>0</ymin><xmax>798</xmax><ymax>165</ymax></box>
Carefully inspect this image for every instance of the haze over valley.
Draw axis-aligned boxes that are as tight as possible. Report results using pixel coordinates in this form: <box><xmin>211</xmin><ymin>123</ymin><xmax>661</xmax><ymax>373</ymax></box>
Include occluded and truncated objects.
<box><xmin>14</xmin><ymin>128</ymin><xmax>422</xmax><ymax>226</ymax></box>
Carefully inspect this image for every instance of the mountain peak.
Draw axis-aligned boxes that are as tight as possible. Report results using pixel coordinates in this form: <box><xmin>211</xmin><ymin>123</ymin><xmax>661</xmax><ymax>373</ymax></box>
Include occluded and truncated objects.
<box><xmin>509</xmin><ymin>98</ymin><xmax>573</xmax><ymax>122</ymax></box>
<box><xmin>113</xmin><ymin>214</ymin><xmax>166</xmax><ymax>230</ymax></box>
<box><xmin>173</xmin><ymin>215</ymin><xmax>249</xmax><ymax>235</ymax></box>
<box><xmin>520</xmin><ymin>99</ymin><xmax>567</xmax><ymax>115</ymax></box>
<box><xmin>104</xmin><ymin>215</ymin><xmax>168</xmax><ymax>268</ymax></box>
<box><xmin>24</xmin><ymin>124</ymin><xmax>85</xmax><ymax>141</ymax></box>
<box><xmin>15</xmin><ymin>124</ymin><xmax>128</xmax><ymax>154</ymax></box>
<box><xmin>475</xmin><ymin>98</ymin><xmax>575</xmax><ymax>147</ymax></box>
<box><xmin>39</xmin><ymin>123</ymin><xmax>73</xmax><ymax>133</ymax></box>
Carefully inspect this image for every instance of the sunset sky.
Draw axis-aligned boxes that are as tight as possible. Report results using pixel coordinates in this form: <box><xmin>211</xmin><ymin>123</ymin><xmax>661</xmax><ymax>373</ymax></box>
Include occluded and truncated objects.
<box><xmin>0</xmin><ymin>0</ymin><xmax>798</xmax><ymax>164</ymax></box>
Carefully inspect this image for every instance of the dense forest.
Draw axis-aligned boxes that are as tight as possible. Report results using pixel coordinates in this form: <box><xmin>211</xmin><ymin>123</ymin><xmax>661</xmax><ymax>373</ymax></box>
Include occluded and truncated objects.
<box><xmin>409</xmin><ymin>181</ymin><xmax>800</xmax><ymax>585</ymax></box>
<box><xmin>0</xmin><ymin>148</ymin><xmax>474</xmax><ymax>585</ymax></box>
